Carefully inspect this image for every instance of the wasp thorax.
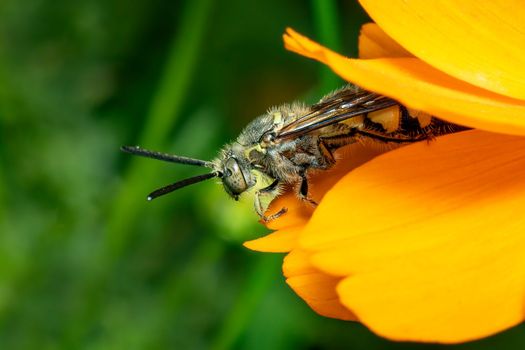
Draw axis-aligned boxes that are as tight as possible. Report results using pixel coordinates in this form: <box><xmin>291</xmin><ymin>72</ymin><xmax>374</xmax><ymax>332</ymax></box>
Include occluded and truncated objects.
<box><xmin>222</xmin><ymin>157</ymin><xmax>250</xmax><ymax>199</ymax></box>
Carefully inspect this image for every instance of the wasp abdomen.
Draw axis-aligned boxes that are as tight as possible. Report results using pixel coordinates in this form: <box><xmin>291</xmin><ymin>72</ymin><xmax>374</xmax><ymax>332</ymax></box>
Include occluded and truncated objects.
<box><xmin>358</xmin><ymin>104</ymin><xmax>465</xmax><ymax>143</ymax></box>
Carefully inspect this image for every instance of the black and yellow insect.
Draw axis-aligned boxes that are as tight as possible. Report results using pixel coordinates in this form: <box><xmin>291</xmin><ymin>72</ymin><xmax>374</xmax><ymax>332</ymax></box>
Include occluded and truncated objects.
<box><xmin>122</xmin><ymin>85</ymin><xmax>465</xmax><ymax>220</ymax></box>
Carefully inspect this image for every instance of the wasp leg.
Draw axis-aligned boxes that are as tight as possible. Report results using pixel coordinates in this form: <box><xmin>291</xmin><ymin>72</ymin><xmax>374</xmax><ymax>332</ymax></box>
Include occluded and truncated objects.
<box><xmin>320</xmin><ymin>133</ymin><xmax>357</xmax><ymax>153</ymax></box>
<box><xmin>255</xmin><ymin>180</ymin><xmax>287</xmax><ymax>222</ymax></box>
<box><xmin>298</xmin><ymin>171</ymin><xmax>318</xmax><ymax>207</ymax></box>
<box><xmin>317</xmin><ymin>133</ymin><xmax>359</xmax><ymax>167</ymax></box>
<box><xmin>317</xmin><ymin>139</ymin><xmax>336</xmax><ymax>167</ymax></box>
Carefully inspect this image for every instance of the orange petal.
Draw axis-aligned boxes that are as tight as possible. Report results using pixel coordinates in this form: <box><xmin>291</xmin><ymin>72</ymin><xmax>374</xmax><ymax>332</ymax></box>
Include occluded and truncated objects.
<box><xmin>284</xmin><ymin>30</ymin><xmax>328</xmax><ymax>64</ymax></box>
<box><xmin>299</xmin><ymin>130</ymin><xmax>525</xmax><ymax>342</ymax></box>
<box><xmin>284</xmin><ymin>29</ymin><xmax>525</xmax><ymax>136</ymax></box>
<box><xmin>283</xmin><ymin>249</ymin><xmax>357</xmax><ymax>321</ymax></box>
<box><xmin>358</xmin><ymin>23</ymin><xmax>412</xmax><ymax>59</ymax></box>
<box><xmin>359</xmin><ymin>0</ymin><xmax>525</xmax><ymax>100</ymax></box>
<box><xmin>243</xmin><ymin>226</ymin><xmax>301</xmax><ymax>253</ymax></box>
<box><xmin>264</xmin><ymin>191</ymin><xmax>312</xmax><ymax>231</ymax></box>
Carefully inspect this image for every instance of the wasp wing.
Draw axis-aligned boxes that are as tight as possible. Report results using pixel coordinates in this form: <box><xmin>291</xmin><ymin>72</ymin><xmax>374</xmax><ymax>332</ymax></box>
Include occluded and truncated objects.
<box><xmin>276</xmin><ymin>87</ymin><xmax>399</xmax><ymax>140</ymax></box>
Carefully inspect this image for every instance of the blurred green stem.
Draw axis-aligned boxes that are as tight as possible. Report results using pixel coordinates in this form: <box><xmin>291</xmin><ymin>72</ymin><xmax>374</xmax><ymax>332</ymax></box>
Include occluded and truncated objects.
<box><xmin>64</xmin><ymin>0</ymin><xmax>214</xmax><ymax>345</ymax></box>
<box><xmin>211</xmin><ymin>255</ymin><xmax>282</xmax><ymax>350</ymax></box>
<box><xmin>108</xmin><ymin>0</ymin><xmax>214</xmax><ymax>257</ymax></box>
<box><xmin>137</xmin><ymin>237</ymin><xmax>226</xmax><ymax>348</ymax></box>
<box><xmin>311</xmin><ymin>0</ymin><xmax>343</xmax><ymax>93</ymax></box>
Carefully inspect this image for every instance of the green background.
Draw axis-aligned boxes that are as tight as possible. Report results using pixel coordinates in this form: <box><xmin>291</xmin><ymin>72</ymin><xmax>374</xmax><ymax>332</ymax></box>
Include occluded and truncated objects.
<box><xmin>0</xmin><ymin>0</ymin><xmax>523</xmax><ymax>348</ymax></box>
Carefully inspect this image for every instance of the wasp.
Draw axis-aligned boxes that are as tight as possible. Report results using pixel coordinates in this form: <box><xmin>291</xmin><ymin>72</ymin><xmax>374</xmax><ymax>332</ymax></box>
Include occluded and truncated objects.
<box><xmin>122</xmin><ymin>85</ymin><xmax>465</xmax><ymax>221</ymax></box>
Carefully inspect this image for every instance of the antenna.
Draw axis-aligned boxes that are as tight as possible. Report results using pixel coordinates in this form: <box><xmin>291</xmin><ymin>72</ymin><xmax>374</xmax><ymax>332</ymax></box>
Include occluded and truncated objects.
<box><xmin>121</xmin><ymin>145</ymin><xmax>214</xmax><ymax>168</ymax></box>
<box><xmin>121</xmin><ymin>145</ymin><xmax>222</xmax><ymax>201</ymax></box>
<box><xmin>147</xmin><ymin>172</ymin><xmax>221</xmax><ymax>201</ymax></box>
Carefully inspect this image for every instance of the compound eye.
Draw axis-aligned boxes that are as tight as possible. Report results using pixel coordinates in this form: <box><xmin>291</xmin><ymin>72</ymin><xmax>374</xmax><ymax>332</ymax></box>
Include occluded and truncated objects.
<box><xmin>223</xmin><ymin>157</ymin><xmax>248</xmax><ymax>195</ymax></box>
<box><xmin>225</xmin><ymin>157</ymin><xmax>240</xmax><ymax>176</ymax></box>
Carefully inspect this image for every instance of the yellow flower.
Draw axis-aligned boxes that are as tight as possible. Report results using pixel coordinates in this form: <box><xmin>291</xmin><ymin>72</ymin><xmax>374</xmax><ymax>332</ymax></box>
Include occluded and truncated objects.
<box><xmin>244</xmin><ymin>0</ymin><xmax>525</xmax><ymax>344</ymax></box>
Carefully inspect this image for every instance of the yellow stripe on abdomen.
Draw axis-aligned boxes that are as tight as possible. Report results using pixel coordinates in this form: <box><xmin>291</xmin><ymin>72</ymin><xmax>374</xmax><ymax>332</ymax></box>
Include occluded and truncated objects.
<box><xmin>367</xmin><ymin>105</ymin><xmax>400</xmax><ymax>133</ymax></box>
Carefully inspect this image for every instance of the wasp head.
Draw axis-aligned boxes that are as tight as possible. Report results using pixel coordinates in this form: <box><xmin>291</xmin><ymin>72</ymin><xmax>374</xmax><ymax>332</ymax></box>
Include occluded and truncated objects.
<box><xmin>120</xmin><ymin>144</ymin><xmax>258</xmax><ymax>202</ymax></box>
<box><xmin>213</xmin><ymin>143</ymin><xmax>257</xmax><ymax>200</ymax></box>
